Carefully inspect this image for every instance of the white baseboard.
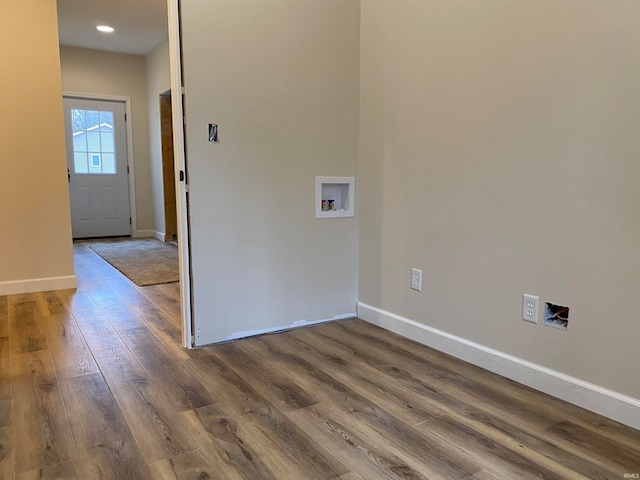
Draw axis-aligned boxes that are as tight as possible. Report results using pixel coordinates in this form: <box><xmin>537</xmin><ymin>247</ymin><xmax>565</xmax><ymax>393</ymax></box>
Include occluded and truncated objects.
<box><xmin>134</xmin><ymin>230</ymin><xmax>164</xmax><ymax>241</ymax></box>
<box><xmin>357</xmin><ymin>302</ymin><xmax>640</xmax><ymax>431</ymax></box>
<box><xmin>0</xmin><ymin>275</ymin><xmax>77</xmax><ymax>296</ymax></box>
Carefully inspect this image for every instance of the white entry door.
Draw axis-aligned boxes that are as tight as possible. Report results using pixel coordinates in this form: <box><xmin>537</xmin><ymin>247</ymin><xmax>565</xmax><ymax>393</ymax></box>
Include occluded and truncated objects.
<box><xmin>63</xmin><ymin>97</ymin><xmax>131</xmax><ymax>238</ymax></box>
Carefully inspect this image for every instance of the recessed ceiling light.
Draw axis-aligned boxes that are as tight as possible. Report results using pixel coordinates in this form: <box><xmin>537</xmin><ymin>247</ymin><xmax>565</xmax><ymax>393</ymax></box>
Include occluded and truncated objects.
<box><xmin>96</xmin><ymin>25</ymin><xmax>114</xmax><ymax>33</ymax></box>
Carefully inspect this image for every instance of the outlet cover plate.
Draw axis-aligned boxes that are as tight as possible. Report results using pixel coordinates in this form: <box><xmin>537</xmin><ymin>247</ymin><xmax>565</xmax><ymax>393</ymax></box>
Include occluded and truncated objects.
<box><xmin>522</xmin><ymin>294</ymin><xmax>539</xmax><ymax>323</ymax></box>
<box><xmin>411</xmin><ymin>268</ymin><xmax>422</xmax><ymax>292</ymax></box>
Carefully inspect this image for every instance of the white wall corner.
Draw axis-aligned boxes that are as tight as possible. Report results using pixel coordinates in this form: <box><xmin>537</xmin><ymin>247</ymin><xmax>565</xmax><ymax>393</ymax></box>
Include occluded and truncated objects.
<box><xmin>357</xmin><ymin>302</ymin><xmax>640</xmax><ymax>431</ymax></box>
<box><xmin>134</xmin><ymin>229</ymin><xmax>165</xmax><ymax>241</ymax></box>
<box><xmin>0</xmin><ymin>275</ymin><xmax>77</xmax><ymax>296</ymax></box>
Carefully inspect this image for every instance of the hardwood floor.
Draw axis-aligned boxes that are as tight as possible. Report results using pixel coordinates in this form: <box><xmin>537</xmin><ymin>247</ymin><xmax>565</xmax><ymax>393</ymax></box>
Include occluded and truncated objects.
<box><xmin>0</xmin><ymin>242</ymin><xmax>638</xmax><ymax>479</ymax></box>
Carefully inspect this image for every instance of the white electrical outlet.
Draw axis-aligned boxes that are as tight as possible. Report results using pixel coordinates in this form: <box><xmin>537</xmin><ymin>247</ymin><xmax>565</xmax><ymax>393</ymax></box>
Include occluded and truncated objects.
<box><xmin>522</xmin><ymin>294</ymin><xmax>539</xmax><ymax>323</ymax></box>
<box><xmin>411</xmin><ymin>268</ymin><xmax>422</xmax><ymax>291</ymax></box>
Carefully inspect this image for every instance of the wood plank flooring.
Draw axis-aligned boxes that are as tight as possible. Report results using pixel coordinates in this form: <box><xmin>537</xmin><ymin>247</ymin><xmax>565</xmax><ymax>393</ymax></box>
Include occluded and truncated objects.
<box><xmin>0</xmin><ymin>242</ymin><xmax>638</xmax><ymax>479</ymax></box>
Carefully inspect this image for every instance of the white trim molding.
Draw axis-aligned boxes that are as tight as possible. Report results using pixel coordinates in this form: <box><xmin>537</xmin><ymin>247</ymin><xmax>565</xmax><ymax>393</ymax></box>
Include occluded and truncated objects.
<box><xmin>357</xmin><ymin>302</ymin><xmax>640</xmax><ymax>430</ymax></box>
<box><xmin>134</xmin><ymin>229</ymin><xmax>165</xmax><ymax>241</ymax></box>
<box><xmin>167</xmin><ymin>0</ymin><xmax>194</xmax><ymax>349</ymax></box>
<box><xmin>0</xmin><ymin>275</ymin><xmax>77</xmax><ymax>296</ymax></box>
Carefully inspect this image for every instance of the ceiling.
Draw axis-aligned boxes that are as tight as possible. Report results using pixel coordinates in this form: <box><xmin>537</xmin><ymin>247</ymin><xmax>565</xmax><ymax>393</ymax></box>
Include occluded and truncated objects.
<box><xmin>57</xmin><ymin>0</ymin><xmax>169</xmax><ymax>56</ymax></box>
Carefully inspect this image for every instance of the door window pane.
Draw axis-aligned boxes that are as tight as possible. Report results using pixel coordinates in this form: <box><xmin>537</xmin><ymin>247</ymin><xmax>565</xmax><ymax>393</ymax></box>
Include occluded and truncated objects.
<box><xmin>100</xmin><ymin>111</ymin><xmax>113</xmax><ymax>130</ymax></box>
<box><xmin>85</xmin><ymin>110</ymin><xmax>100</xmax><ymax>130</ymax></box>
<box><xmin>71</xmin><ymin>108</ymin><xmax>117</xmax><ymax>175</ymax></box>
<box><xmin>86</xmin><ymin>131</ymin><xmax>100</xmax><ymax>151</ymax></box>
<box><xmin>101</xmin><ymin>154</ymin><xmax>116</xmax><ymax>174</ymax></box>
<box><xmin>71</xmin><ymin>109</ymin><xmax>85</xmax><ymax>131</ymax></box>
<box><xmin>100</xmin><ymin>132</ymin><xmax>114</xmax><ymax>152</ymax></box>
<box><xmin>72</xmin><ymin>132</ymin><xmax>87</xmax><ymax>151</ymax></box>
<box><xmin>89</xmin><ymin>156</ymin><xmax>102</xmax><ymax>174</ymax></box>
<box><xmin>74</xmin><ymin>152</ymin><xmax>88</xmax><ymax>173</ymax></box>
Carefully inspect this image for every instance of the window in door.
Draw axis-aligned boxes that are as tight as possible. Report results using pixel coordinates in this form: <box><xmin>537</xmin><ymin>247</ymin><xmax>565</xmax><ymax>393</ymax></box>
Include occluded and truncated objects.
<box><xmin>71</xmin><ymin>109</ymin><xmax>116</xmax><ymax>174</ymax></box>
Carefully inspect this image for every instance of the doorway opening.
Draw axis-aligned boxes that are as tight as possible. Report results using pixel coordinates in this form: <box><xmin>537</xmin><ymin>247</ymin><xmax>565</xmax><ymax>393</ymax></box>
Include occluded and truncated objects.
<box><xmin>160</xmin><ymin>91</ymin><xmax>177</xmax><ymax>243</ymax></box>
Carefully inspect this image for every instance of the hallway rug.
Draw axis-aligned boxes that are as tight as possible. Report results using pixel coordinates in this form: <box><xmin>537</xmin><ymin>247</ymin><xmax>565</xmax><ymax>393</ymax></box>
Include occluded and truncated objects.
<box><xmin>88</xmin><ymin>238</ymin><xmax>179</xmax><ymax>286</ymax></box>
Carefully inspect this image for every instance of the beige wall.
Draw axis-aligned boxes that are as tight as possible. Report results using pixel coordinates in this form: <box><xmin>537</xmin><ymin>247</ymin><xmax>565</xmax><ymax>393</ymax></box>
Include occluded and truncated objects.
<box><xmin>59</xmin><ymin>46</ymin><xmax>154</xmax><ymax>233</ymax></box>
<box><xmin>145</xmin><ymin>38</ymin><xmax>171</xmax><ymax>237</ymax></box>
<box><xmin>359</xmin><ymin>0</ymin><xmax>640</xmax><ymax>399</ymax></box>
<box><xmin>181</xmin><ymin>0</ymin><xmax>360</xmax><ymax>344</ymax></box>
<box><xmin>0</xmin><ymin>0</ymin><xmax>75</xmax><ymax>292</ymax></box>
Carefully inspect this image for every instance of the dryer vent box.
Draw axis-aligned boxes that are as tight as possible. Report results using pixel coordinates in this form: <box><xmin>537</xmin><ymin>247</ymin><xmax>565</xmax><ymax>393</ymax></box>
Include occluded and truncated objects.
<box><xmin>544</xmin><ymin>302</ymin><xmax>569</xmax><ymax>330</ymax></box>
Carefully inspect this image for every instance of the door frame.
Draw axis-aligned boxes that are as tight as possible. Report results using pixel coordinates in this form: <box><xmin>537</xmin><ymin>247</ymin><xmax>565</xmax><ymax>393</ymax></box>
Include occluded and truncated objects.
<box><xmin>62</xmin><ymin>92</ymin><xmax>137</xmax><ymax>236</ymax></box>
<box><xmin>167</xmin><ymin>0</ymin><xmax>194</xmax><ymax>348</ymax></box>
